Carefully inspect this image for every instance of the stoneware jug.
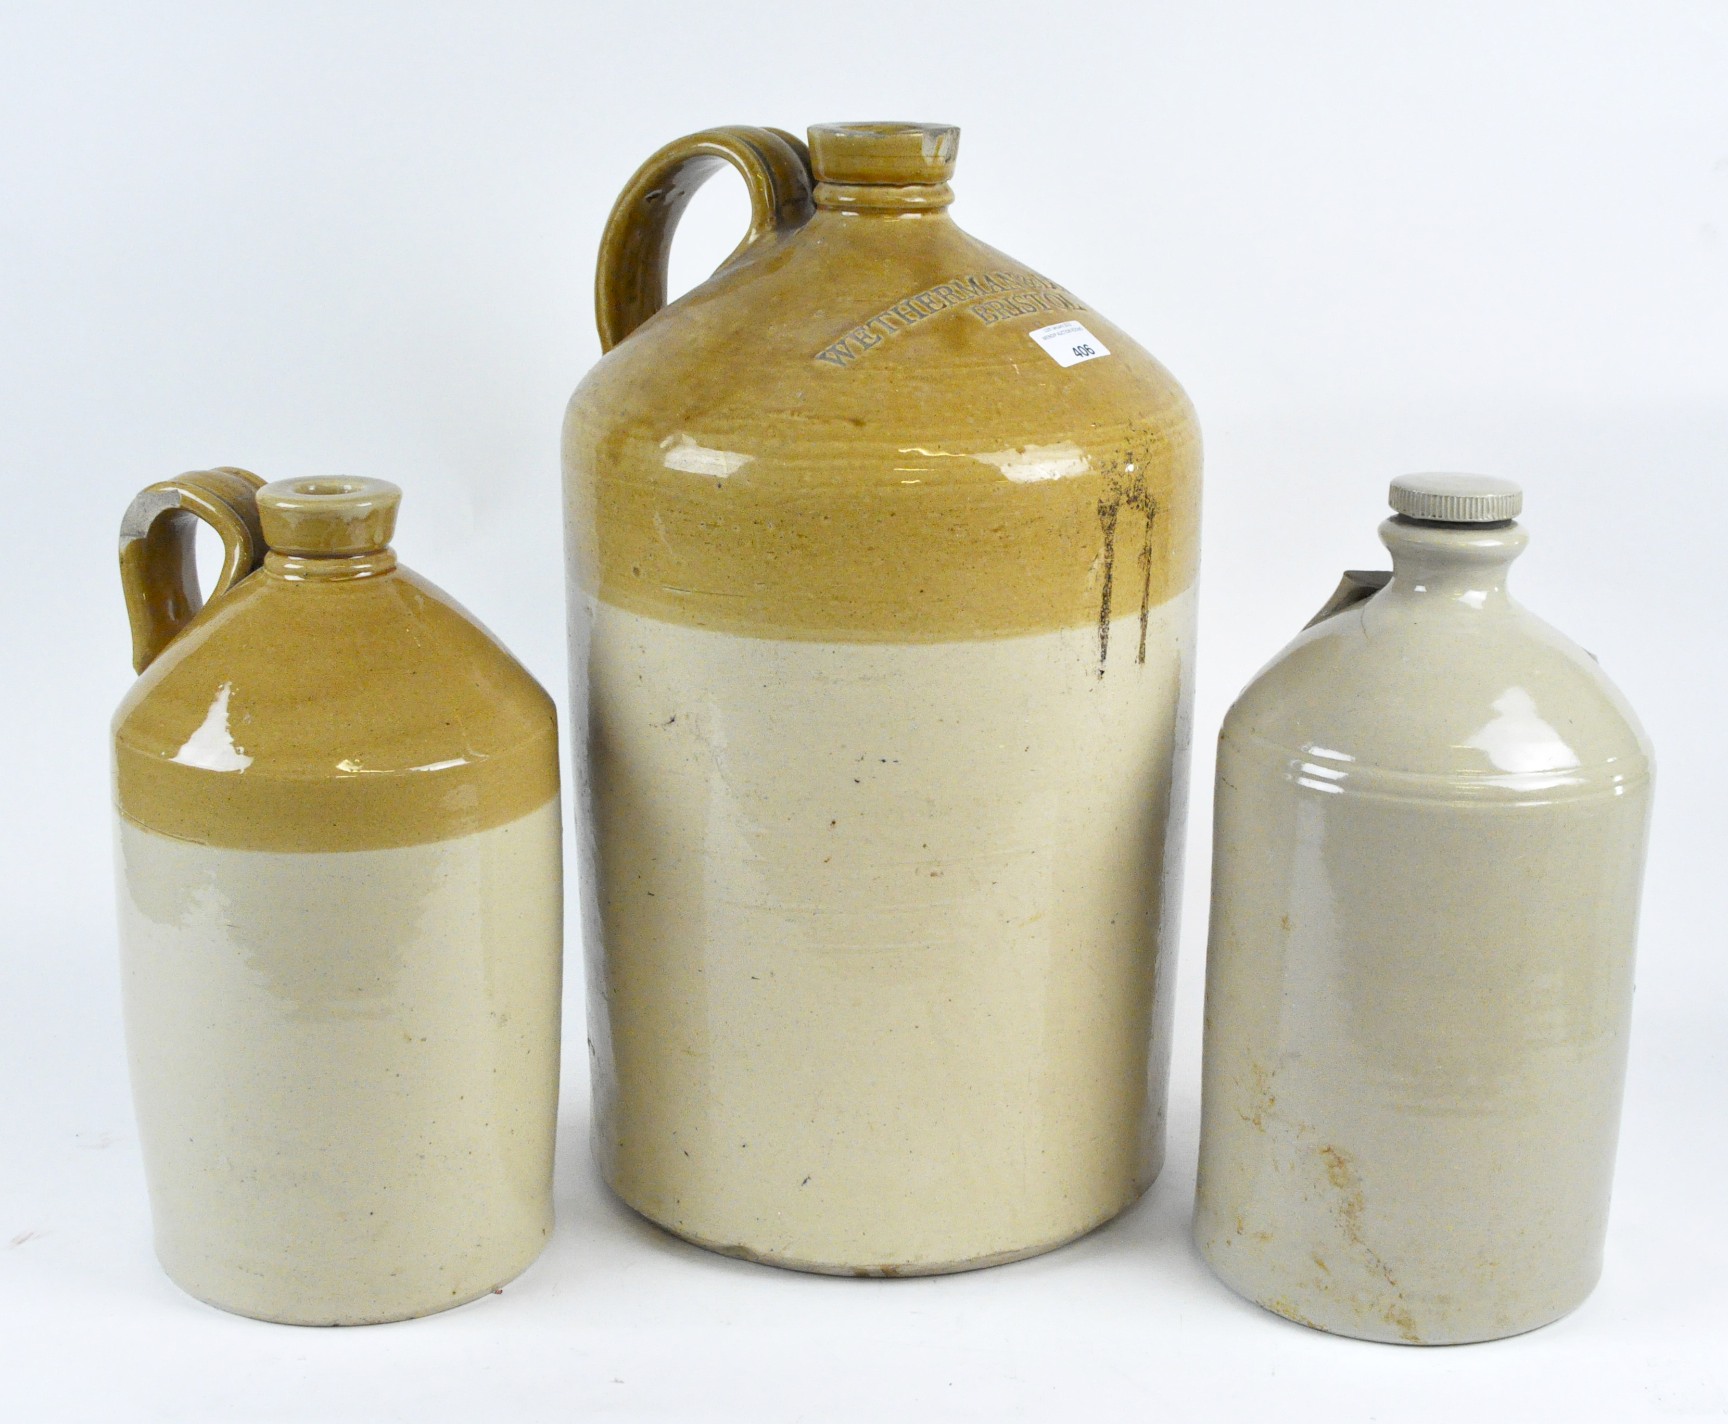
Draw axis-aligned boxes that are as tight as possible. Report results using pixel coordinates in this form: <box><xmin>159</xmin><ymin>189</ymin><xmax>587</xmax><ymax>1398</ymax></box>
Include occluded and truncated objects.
<box><xmin>564</xmin><ymin>122</ymin><xmax>1202</xmax><ymax>1274</ymax></box>
<box><xmin>1194</xmin><ymin>475</ymin><xmax>1653</xmax><ymax>1344</ymax></box>
<box><xmin>113</xmin><ymin>469</ymin><xmax>562</xmax><ymax>1325</ymax></box>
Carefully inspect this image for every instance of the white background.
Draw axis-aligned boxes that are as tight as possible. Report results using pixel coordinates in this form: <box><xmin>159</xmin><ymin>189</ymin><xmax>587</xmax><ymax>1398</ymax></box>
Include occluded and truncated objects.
<box><xmin>3</xmin><ymin>2</ymin><xmax>1725</xmax><ymax>1419</ymax></box>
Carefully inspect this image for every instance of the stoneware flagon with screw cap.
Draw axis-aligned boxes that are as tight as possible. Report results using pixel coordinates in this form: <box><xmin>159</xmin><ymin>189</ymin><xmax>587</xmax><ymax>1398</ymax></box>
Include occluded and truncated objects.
<box><xmin>1194</xmin><ymin>474</ymin><xmax>1653</xmax><ymax>1343</ymax></box>
<box><xmin>564</xmin><ymin>123</ymin><xmax>1202</xmax><ymax>1274</ymax></box>
<box><xmin>113</xmin><ymin>470</ymin><xmax>563</xmax><ymax>1325</ymax></box>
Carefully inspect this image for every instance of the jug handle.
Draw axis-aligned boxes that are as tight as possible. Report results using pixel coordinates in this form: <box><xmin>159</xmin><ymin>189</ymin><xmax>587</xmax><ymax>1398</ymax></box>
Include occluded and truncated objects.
<box><xmin>119</xmin><ymin>467</ymin><xmax>268</xmax><ymax>673</ymax></box>
<box><xmin>1302</xmin><ymin>569</ymin><xmax>1392</xmax><ymax>629</ymax></box>
<box><xmin>594</xmin><ymin>126</ymin><xmax>815</xmax><ymax>352</ymax></box>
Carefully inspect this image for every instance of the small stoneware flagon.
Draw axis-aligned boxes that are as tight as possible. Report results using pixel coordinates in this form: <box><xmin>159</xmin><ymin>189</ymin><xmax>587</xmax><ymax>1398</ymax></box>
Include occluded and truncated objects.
<box><xmin>565</xmin><ymin>122</ymin><xmax>1202</xmax><ymax>1274</ymax></box>
<box><xmin>113</xmin><ymin>469</ymin><xmax>563</xmax><ymax>1325</ymax></box>
<box><xmin>1194</xmin><ymin>474</ymin><xmax>1653</xmax><ymax>1344</ymax></box>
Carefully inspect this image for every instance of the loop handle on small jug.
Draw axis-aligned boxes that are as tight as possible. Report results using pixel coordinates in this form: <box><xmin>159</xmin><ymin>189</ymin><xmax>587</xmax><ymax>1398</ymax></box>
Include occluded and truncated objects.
<box><xmin>1302</xmin><ymin>569</ymin><xmax>1392</xmax><ymax>629</ymax></box>
<box><xmin>594</xmin><ymin>126</ymin><xmax>814</xmax><ymax>352</ymax></box>
<box><xmin>119</xmin><ymin>467</ymin><xmax>267</xmax><ymax>673</ymax></box>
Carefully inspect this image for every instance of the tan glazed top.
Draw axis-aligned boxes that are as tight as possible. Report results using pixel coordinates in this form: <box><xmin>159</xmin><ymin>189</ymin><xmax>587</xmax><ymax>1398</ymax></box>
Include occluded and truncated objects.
<box><xmin>565</xmin><ymin>121</ymin><xmax>1202</xmax><ymax>655</ymax></box>
<box><xmin>113</xmin><ymin>471</ymin><xmax>557</xmax><ymax>851</ymax></box>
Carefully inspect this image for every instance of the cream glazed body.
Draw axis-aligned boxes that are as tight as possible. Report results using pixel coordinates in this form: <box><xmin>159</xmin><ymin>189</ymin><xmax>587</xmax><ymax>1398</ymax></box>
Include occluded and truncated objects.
<box><xmin>1194</xmin><ymin>478</ymin><xmax>1652</xmax><ymax>1345</ymax></box>
<box><xmin>576</xmin><ymin>594</ymin><xmax>1194</xmax><ymax>1273</ymax></box>
<box><xmin>118</xmin><ymin>805</ymin><xmax>562</xmax><ymax>1324</ymax></box>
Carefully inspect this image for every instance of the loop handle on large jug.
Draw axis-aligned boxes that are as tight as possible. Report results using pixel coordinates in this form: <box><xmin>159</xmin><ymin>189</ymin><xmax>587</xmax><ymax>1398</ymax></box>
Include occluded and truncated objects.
<box><xmin>594</xmin><ymin>126</ymin><xmax>814</xmax><ymax>352</ymax></box>
<box><xmin>119</xmin><ymin>467</ymin><xmax>267</xmax><ymax>673</ymax></box>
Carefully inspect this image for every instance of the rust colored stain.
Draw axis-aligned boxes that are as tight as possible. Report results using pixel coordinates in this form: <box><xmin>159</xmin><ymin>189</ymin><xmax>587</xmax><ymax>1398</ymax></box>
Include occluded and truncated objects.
<box><xmin>1316</xmin><ymin>1144</ymin><xmax>1422</xmax><ymax>1344</ymax></box>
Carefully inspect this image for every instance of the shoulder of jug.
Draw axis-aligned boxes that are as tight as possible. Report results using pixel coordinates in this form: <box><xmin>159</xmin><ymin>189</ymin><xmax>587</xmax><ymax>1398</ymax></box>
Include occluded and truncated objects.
<box><xmin>113</xmin><ymin>562</ymin><xmax>557</xmax><ymax>850</ymax></box>
<box><xmin>565</xmin><ymin>215</ymin><xmax>1198</xmax><ymax>478</ymax></box>
<box><xmin>1220</xmin><ymin>592</ymin><xmax>1654</xmax><ymax>791</ymax></box>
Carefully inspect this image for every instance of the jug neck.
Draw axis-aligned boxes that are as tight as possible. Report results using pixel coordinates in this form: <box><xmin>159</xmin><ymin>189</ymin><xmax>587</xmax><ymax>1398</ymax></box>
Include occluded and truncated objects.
<box><xmin>1378</xmin><ymin>516</ymin><xmax>1526</xmax><ymax>609</ymax></box>
<box><xmin>257</xmin><ymin>476</ymin><xmax>401</xmax><ymax>582</ymax></box>
<box><xmin>808</xmin><ymin>120</ymin><xmax>958</xmax><ymax>214</ymax></box>
<box><xmin>264</xmin><ymin>549</ymin><xmax>398</xmax><ymax>582</ymax></box>
<box><xmin>813</xmin><ymin>180</ymin><xmax>954</xmax><ymax>214</ymax></box>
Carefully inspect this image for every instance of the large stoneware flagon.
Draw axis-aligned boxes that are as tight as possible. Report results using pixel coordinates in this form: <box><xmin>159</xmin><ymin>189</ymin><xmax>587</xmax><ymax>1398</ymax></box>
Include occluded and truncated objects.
<box><xmin>564</xmin><ymin>122</ymin><xmax>1203</xmax><ymax>1274</ymax></box>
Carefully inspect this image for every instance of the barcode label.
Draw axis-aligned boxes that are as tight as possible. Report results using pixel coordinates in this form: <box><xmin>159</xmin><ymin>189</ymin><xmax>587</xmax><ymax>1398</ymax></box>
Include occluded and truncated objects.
<box><xmin>1028</xmin><ymin>320</ymin><xmax>1110</xmax><ymax>368</ymax></box>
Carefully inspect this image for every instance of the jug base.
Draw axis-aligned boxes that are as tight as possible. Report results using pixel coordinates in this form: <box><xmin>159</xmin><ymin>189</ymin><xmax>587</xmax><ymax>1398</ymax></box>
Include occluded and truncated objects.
<box><xmin>1195</xmin><ymin>1225</ymin><xmax>1593</xmax><ymax>1346</ymax></box>
<box><xmin>156</xmin><ymin>1232</ymin><xmax>551</xmax><ymax>1328</ymax></box>
<box><xmin>614</xmin><ymin>1177</ymin><xmax>1153</xmax><ymax>1278</ymax></box>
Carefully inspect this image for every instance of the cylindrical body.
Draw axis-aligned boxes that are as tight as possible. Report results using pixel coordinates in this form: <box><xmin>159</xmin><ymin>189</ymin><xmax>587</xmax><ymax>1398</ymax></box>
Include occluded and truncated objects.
<box><xmin>565</xmin><ymin>123</ymin><xmax>1202</xmax><ymax>1273</ymax></box>
<box><xmin>1195</xmin><ymin>488</ymin><xmax>1652</xmax><ymax>1344</ymax></box>
<box><xmin>113</xmin><ymin>473</ymin><xmax>563</xmax><ymax>1325</ymax></box>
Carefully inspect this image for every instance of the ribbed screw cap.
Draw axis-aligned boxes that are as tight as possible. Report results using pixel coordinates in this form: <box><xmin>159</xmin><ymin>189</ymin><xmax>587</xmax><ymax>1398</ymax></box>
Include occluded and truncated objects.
<box><xmin>1388</xmin><ymin>473</ymin><xmax>1523</xmax><ymax>524</ymax></box>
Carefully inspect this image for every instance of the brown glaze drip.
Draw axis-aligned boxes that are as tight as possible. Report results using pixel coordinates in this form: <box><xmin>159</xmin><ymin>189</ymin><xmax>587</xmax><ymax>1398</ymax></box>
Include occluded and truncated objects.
<box><xmin>1095</xmin><ymin>444</ymin><xmax>1163</xmax><ymax>672</ymax></box>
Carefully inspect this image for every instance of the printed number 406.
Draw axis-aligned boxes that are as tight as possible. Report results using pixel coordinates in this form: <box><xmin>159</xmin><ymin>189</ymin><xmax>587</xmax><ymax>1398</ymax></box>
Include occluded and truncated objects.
<box><xmin>1072</xmin><ymin>344</ymin><xmax>1095</xmax><ymax>358</ymax></box>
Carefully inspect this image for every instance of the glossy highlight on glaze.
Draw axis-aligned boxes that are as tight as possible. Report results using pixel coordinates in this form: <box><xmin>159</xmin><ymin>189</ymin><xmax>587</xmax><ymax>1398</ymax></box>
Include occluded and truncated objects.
<box><xmin>1194</xmin><ymin>479</ymin><xmax>1652</xmax><ymax>1345</ymax></box>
